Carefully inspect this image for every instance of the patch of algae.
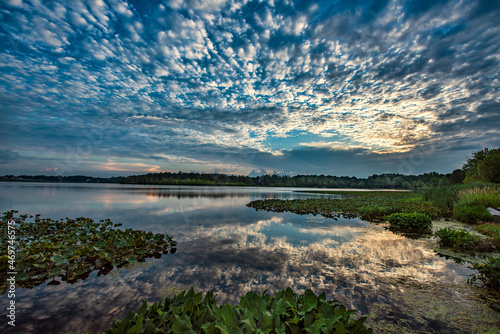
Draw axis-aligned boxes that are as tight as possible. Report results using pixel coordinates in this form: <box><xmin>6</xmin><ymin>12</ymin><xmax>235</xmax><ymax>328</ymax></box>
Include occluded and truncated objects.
<box><xmin>366</xmin><ymin>279</ymin><xmax>500</xmax><ymax>333</ymax></box>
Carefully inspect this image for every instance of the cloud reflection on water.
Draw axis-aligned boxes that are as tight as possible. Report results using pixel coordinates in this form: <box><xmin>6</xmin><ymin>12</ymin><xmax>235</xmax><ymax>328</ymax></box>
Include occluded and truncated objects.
<box><xmin>0</xmin><ymin>183</ymin><xmax>493</xmax><ymax>333</ymax></box>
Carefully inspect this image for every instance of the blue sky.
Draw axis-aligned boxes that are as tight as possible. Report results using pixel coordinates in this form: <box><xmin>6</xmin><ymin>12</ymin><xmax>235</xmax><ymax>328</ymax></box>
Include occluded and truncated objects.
<box><xmin>0</xmin><ymin>0</ymin><xmax>499</xmax><ymax>177</ymax></box>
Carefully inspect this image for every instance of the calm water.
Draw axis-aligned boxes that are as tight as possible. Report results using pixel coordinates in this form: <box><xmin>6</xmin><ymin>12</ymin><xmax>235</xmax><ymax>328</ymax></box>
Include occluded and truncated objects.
<box><xmin>0</xmin><ymin>182</ymin><xmax>497</xmax><ymax>333</ymax></box>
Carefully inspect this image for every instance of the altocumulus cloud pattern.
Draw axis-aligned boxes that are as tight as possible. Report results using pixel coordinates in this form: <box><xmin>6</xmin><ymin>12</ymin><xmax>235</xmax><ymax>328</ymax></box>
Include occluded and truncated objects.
<box><xmin>0</xmin><ymin>0</ymin><xmax>499</xmax><ymax>177</ymax></box>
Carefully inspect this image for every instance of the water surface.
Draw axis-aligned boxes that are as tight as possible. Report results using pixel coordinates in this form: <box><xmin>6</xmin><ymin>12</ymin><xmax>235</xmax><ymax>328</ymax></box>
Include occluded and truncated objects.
<box><xmin>0</xmin><ymin>182</ymin><xmax>498</xmax><ymax>333</ymax></box>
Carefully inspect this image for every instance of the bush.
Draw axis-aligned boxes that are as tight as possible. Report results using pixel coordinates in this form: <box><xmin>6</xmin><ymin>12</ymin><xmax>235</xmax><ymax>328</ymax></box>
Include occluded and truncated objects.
<box><xmin>468</xmin><ymin>256</ymin><xmax>500</xmax><ymax>291</ymax></box>
<box><xmin>434</xmin><ymin>228</ymin><xmax>480</xmax><ymax>252</ymax></box>
<box><xmin>104</xmin><ymin>287</ymin><xmax>372</xmax><ymax>334</ymax></box>
<box><xmin>453</xmin><ymin>201</ymin><xmax>493</xmax><ymax>224</ymax></box>
<box><xmin>385</xmin><ymin>212</ymin><xmax>432</xmax><ymax>230</ymax></box>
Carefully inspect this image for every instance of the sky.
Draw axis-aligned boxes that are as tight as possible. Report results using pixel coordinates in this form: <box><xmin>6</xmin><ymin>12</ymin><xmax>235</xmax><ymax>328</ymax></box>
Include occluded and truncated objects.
<box><xmin>0</xmin><ymin>0</ymin><xmax>499</xmax><ymax>178</ymax></box>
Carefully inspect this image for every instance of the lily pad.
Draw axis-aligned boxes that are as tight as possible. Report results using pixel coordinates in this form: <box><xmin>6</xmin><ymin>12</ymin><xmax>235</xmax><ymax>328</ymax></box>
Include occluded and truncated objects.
<box><xmin>0</xmin><ymin>210</ymin><xmax>177</xmax><ymax>293</ymax></box>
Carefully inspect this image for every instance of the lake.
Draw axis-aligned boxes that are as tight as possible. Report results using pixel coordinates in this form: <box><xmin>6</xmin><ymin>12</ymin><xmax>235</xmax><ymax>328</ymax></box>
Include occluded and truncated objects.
<box><xmin>0</xmin><ymin>182</ymin><xmax>498</xmax><ymax>333</ymax></box>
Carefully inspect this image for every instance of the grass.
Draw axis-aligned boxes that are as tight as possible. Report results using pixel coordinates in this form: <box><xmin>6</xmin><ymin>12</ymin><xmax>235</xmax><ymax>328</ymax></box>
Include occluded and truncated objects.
<box><xmin>423</xmin><ymin>183</ymin><xmax>500</xmax><ymax>224</ymax></box>
<box><xmin>476</xmin><ymin>224</ymin><xmax>500</xmax><ymax>239</ymax></box>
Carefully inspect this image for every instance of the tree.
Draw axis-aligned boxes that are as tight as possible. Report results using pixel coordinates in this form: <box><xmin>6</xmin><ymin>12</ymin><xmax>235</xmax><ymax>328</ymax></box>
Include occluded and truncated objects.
<box><xmin>478</xmin><ymin>149</ymin><xmax>500</xmax><ymax>183</ymax></box>
<box><xmin>449</xmin><ymin>169</ymin><xmax>466</xmax><ymax>184</ymax></box>
<box><xmin>463</xmin><ymin>148</ymin><xmax>493</xmax><ymax>183</ymax></box>
<box><xmin>463</xmin><ymin>148</ymin><xmax>500</xmax><ymax>183</ymax></box>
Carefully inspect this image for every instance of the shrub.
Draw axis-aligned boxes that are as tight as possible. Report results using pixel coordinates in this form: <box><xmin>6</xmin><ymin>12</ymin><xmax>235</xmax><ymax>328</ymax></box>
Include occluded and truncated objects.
<box><xmin>468</xmin><ymin>256</ymin><xmax>500</xmax><ymax>291</ymax></box>
<box><xmin>453</xmin><ymin>201</ymin><xmax>493</xmax><ymax>224</ymax></box>
<box><xmin>434</xmin><ymin>228</ymin><xmax>481</xmax><ymax>252</ymax></box>
<box><xmin>104</xmin><ymin>287</ymin><xmax>372</xmax><ymax>334</ymax></box>
<box><xmin>385</xmin><ymin>212</ymin><xmax>432</xmax><ymax>230</ymax></box>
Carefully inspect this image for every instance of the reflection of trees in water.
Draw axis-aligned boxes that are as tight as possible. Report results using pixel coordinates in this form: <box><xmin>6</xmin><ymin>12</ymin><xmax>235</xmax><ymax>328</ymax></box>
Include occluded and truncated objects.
<box><xmin>138</xmin><ymin>190</ymin><xmax>307</xmax><ymax>199</ymax></box>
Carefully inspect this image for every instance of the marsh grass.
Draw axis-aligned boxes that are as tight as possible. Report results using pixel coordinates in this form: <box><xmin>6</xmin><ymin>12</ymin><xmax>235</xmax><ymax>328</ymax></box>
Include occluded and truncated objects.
<box><xmin>424</xmin><ymin>183</ymin><xmax>500</xmax><ymax>224</ymax></box>
<box><xmin>476</xmin><ymin>224</ymin><xmax>500</xmax><ymax>239</ymax></box>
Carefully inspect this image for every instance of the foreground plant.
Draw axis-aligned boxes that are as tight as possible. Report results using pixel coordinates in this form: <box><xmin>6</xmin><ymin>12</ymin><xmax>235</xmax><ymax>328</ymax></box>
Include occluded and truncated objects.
<box><xmin>0</xmin><ymin>211</ymin><xmax>177</xmax><ymax>292</ymax></box>
<box><xmin>104</xmin><ymin>287</ymin><xmax>372</xmax><ymax>334</ymax></box>
<box><xmin>434</xmin><ymin>228</ymin><xmax>481</xmax><ymax>253</ymax></box>
<box><xmin>385</xmin><ymin>212</ymin><xmax>432</xmax><ymax>231</ymax></box>
<box><xmin>468</xmin><ymin>256</ymin><xmax>500</xmax><ymax>291</ymax></box>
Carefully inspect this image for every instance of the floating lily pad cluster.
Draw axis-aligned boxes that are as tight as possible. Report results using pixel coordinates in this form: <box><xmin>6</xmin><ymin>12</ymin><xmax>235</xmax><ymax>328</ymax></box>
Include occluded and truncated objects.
<box><xmin>104</xmin><ymin>287</ymin><xmax>372</xmax><ymax>333</ymax></box>
<box><xmin>0</xmin><ymin>210</ymin><xmax>177</xmax><ymax>292</ymax></box>
<box><xmin>385</xmin><ymin>212</ymin><xmax>432</xmax><ymax>230</ymax></box>
<box><xmin>248</xmin><ymin>191</ymin><xmax>449</xmax><ymax>222</ymax></box>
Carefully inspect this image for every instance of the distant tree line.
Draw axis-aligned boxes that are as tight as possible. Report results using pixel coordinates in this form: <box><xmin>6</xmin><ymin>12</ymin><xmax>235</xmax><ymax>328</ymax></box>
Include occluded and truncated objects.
<box><xmin>0</xmin><ymin>175</ymin><xmax>121</xmax><ymax>183</ymax></box>
<box><xmin>2</xmin><ymin>147</ymin><xmax>497</xmax><ymax>189</ymax></box>
<box><xmin>119</xmin><ymin>171</ymin><xmax>457</xmax><ymax>189</ymax></box>
<box><xmin>119</xmin><ymin>147</ymin><xmax>500</xmax><ymax>189</ymax></box>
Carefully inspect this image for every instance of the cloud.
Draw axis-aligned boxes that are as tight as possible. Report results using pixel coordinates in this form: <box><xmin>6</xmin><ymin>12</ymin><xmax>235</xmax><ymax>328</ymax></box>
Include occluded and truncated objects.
<box><xmin>0</xmin><ymin>149</ymin><xmax>19</xmax><ymax>164</ymax></box>
<box><xmin>0</xmin><ymin>0</ymin><xmax>499</xmax><ymax>176</ymax></box>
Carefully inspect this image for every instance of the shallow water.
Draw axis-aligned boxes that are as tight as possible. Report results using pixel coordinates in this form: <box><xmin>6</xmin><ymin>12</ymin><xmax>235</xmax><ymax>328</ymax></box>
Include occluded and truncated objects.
<box><xmin>0</xmin><ymin>182</ymin><xmax>498</xmax><ymax>333</ymax></box>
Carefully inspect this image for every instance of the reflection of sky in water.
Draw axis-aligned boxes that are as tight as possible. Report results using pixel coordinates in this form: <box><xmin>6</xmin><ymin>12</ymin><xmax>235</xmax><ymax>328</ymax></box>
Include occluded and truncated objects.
<box><xmin>0</xmin><ymin>183</ymin><xmax>492</xmax><ymax>333</ymax></box>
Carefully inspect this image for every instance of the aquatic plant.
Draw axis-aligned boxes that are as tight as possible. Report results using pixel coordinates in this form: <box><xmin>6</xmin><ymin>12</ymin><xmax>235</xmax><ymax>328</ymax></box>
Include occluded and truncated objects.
<box><xmin>104</xmin><ymin>287</ymin><xmax>372</xmax><ymax>334</ymax></box>
<box><xmin>384</xmin><ymin>213</ymin><xmax>432</xmax><ymax>231</ymax></box>
<box><xmin>0</xmin><ymin>211</ymin><xmax>177</xmax><ymax>293</ymax></box>
<box><xmin>468</xmin><ymin>256</ymin><xmax>500</xmax><ymax>291</ymax></box>
<box><xmin>434</xmin><ymin>228</ymin><xmax>480</xmax><ymax>252</ymax></box>
<box><xmin>248</xmin><ymin>191</ymin><xmax>449</xmax><ymax>223</ymax></box>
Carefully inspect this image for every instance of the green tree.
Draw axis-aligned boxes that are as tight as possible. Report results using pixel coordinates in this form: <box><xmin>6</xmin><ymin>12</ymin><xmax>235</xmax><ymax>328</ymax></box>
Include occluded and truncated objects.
<box><xmin>463</xmin><ymin>148</ymin><xmax>495</xmax><ymax>183</ymax></box>
<box><xmin>478</xmin><ymin>149</ymin><xmax>500</xmax><ymax>183</ymax></box>
<box><xmin>449</xmin><ymin>169</ymin><xmax>466</xmax><ymax>184</ymax></box>
<box><xmin>416</xmin><ymin>180</ymin><xmax>426</xmax><ymax>189</ymax></box>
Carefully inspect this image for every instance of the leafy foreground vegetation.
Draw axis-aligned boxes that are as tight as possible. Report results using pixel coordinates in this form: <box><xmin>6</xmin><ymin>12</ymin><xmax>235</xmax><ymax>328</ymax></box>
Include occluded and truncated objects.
<box><xmin>104</xmin><ymin>287</ymin><xmax>372</xmax><ymax>334</ymax></box>
<box><xmin>248</xmin><ymin>191</ymin><xmax>449</xmax><ymax>223</ymax></box>
<box><xmin>434</xmin><ymin>228</ymin><xmax>481</xmax><ymax>253</ymax></box>
<box><xmin>0</xmin><ymin>211</ymin><xmax>177</xmax><ymax>293</ymax></box>
<box><xmin>468</xmin><ymin>256</ymin><xmax>500</xmax><ymax>291</ymax></box>
<box><xmin>385</xmin><ymin>212</ymin><xmax>432</xmax><ymax>232</ymax></box>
